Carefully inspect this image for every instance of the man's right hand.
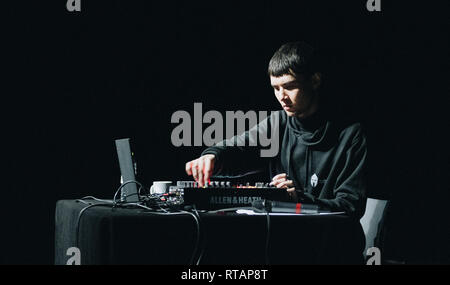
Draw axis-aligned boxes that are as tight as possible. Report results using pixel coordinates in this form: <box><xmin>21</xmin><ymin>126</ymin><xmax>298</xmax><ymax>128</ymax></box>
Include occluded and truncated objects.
<box><xmin>185</xmin><ymin>154</ymin><xmax>216</xmax><ymax>187</ymax></box>
<box><xmin>270</xmin><ymin>173</ymin><xmax>295</xmax><ymax>192</ymax></box>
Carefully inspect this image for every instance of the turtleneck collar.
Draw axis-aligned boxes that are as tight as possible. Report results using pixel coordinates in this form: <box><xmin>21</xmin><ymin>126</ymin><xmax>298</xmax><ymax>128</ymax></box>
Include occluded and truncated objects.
<box><xmin>291</xmin><ymin>108</ymin><xmax>327</xmax><ymax>132</ymax></box>
<box><xmin>287</xmin><ymin>109</ymin><xmax>330</xmax><ymax>146</ymax></box>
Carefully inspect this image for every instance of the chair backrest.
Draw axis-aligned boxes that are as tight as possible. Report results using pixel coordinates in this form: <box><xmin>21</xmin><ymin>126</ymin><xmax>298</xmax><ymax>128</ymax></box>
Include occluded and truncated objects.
<box><xmin>360</xmin><ymin>198</ymin><xmax>388</xmax><ymax>255</ymax></box>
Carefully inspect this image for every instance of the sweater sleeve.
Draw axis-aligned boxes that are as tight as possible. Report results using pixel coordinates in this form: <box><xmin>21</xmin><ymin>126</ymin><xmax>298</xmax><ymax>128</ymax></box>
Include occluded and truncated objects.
<box><xmin>201</xmin><ymin>111</ymin><xmax>281</xmax><ymax>178</ymax></box>
<box><xmin>300</xmin><ymin>126</ymin><xmax>368</xmax><ymax>218</ymax></box>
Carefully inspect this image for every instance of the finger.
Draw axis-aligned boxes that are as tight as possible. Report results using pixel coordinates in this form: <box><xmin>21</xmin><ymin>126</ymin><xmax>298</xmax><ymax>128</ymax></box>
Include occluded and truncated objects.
<box><xmin>203</xmin><ymin>157</ymin><xmax>213</xmax><ymax>186</ymax></box>
<box><xmin>277</xmin><ymin>180</ymin><xmax>293</xmax><ymax>188</ymax></box>
<box><xmin>197</xmin><ymin>159</ymin><xmax>204</xmax><ymax>187</ymax></box>
<box><xmin>276</xmin><ymin>180</ymin><xmax>294</xmax><ymax>189</ymax></box>
<box><xmin>272</xmin><ymin>173</ymin><xmax>287</xmax><ymax>181</ymax></box>
<box><xmin>191</xmin><ymin>161</ymin><xmax>198</xmax><ymax>182</ymax></box>
<box><xmin>185</xmin><ymin>161</ymin><xmax>193</xmax><ymax>176</ymax></box>
<box><xmin>271</xmin><ymin>178</ymin><xmax>287</xmax><ymax>186</ymax></box>
<box><xmin>286</xmin><ymin>187</ymin><xmax>296</xmax><ymax>193</ymax></box>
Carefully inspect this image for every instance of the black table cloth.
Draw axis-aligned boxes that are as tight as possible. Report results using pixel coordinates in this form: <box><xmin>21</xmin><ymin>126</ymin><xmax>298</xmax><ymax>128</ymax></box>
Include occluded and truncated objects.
<box><xmin>55</xmin><ymin>200</ymin><xmax>365</xmax><ymax>265</ymax></box>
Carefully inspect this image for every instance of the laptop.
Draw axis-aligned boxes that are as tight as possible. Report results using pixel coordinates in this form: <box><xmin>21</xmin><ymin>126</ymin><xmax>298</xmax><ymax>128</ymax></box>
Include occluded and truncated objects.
<box><xmin>115</xmin><ymin>138</ymin><xmax>139</xmax><ymax>202</ymax></box>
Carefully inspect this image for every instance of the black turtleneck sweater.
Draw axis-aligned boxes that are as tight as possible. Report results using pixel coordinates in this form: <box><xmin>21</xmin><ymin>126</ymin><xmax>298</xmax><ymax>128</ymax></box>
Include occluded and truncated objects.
<box><xmin>201</xmin><ymin>110</ymin><xmax>367</xmax><ymax>218</ymax></box>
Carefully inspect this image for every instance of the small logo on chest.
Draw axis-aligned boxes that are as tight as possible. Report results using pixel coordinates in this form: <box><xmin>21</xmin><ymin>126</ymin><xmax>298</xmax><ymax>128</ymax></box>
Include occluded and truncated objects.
<box><xmin>311</xmin><ymin>173</ymin><xmax>318</xmax><ymax>187</ymax></box>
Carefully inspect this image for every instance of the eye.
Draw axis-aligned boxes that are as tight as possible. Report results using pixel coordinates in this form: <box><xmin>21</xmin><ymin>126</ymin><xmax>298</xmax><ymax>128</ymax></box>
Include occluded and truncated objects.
<box><xmin>284</xmin><ymin>84</ymin><xmax>298</xmax><ymax>91</ymax></box>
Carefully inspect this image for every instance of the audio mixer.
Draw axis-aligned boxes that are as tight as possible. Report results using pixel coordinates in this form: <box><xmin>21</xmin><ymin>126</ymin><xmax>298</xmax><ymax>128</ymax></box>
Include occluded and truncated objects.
<box><xmin>177</xmin><ymin>181</ymin><xmax>291</xmax><ymax>210</ymax></box>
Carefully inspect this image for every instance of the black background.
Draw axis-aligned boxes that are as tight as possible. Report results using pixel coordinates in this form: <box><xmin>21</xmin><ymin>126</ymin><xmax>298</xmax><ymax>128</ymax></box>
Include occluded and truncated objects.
<box><xmin>1</xmin><ymin>0</ymin><xmax>449</xmax><ymax>264</ymax></box>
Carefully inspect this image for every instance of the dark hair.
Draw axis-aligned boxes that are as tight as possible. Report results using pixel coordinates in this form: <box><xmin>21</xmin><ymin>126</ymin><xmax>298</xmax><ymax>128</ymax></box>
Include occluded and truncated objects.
<box><xmin>268</xmin><ymin>41</ymin><xmax>318</xmax><ymax>78</ymax></box>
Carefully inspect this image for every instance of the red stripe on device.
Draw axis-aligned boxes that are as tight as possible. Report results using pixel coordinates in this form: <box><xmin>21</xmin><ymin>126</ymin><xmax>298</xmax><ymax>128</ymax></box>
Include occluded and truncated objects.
<box><xmin>295</xmin><ymin>203</ymin><xmax>302</xmax><ymax>214</ymax></box>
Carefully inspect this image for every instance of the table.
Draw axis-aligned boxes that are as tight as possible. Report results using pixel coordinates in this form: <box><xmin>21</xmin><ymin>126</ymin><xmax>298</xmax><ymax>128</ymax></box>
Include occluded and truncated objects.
<box><xmin>55</xmin><ymin>200</ymin><xmax>365</xmax><ymax>265</ymax></box>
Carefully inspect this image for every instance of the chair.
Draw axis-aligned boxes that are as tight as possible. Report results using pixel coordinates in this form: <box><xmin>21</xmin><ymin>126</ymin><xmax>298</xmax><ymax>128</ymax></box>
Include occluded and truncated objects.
<box><xmin>360</xmin><ymin>198</ymin><xmax>388</xmax><ymax>256</ymax></box>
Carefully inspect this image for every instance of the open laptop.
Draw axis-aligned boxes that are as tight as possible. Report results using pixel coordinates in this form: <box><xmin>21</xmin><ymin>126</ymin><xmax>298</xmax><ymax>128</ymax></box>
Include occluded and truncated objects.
<box><xmin>115</xmin><ymin>138</ymin><xmax>139</xmax><ymax>202</ymax></box>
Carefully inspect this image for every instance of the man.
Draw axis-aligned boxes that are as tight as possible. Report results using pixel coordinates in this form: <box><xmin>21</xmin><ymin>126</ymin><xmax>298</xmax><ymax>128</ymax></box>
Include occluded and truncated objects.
<box><xmin>185</xmin><ymin>41</ymin><xmax>367</xmax><ymax>218</ymax></box>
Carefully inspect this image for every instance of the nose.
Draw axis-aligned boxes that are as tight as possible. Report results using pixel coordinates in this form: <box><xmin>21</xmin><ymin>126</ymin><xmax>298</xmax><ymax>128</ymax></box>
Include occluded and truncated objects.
<box><xmin>279</xmin><ymin>88</ymin><xmax>288</xmax><ymax>101</ymax></box>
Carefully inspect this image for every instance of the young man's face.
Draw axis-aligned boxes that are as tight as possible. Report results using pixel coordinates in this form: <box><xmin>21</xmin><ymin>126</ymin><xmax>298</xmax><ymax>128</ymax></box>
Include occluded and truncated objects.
<box><xmin>270</xmin><ymin>74</ymin><xmax>317</xmax><ymax>118</ymax></box>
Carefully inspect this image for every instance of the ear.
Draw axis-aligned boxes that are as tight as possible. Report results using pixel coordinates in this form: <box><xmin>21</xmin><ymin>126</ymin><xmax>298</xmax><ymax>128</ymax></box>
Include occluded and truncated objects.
<box><xmin>311</xmin><ymin>72</ymin><xmax>322</xmax><ymax>90</ymax></box>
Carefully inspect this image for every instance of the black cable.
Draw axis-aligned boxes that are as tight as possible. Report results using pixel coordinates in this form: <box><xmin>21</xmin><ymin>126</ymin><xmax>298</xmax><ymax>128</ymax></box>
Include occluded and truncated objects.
<box><xmin>75</xmin><ymin>202</ymin><xmax>113</xmax><ymax>249</ymax></box>
<box><xmin>138</xmin><ymin>185</ymin><xmax>149</xmax><ymax>196</ymax></box>
<box><xmin>74</xmin><ymin>179</ymin><xmax>204</xmax><ymax>266</ymax></box>
<box><xmin>192</xmin><ymin>206</ymin><xmax>205</xmax><ymax>265</ymax></box>
<box><xmin>265</xmin><ymin>211</ymin><xmax>271</xmax><ymax>265</ymax></box>
<box><xmin>139</xmin><ymin>194</ymin><xmax>170</xmax><ymax>213</ymax></box>
<box><xmin>138</xmin><ymin>207</ymin><xmax>201</xmax><ymax>265</ymax></box>
<box><xmin>120</xmin><ymin>202</ymin><xmax>167</xmax><ymax>213</ymax></box>
<box><xmin>76</xmin><ymin>199</ymin><xmax>92</xmax><ymax>206</ymax></box>
<box><xmin>113</xmin><ymin>180</ymin><xmax>144</xmax><ymax>204</ymax></box>
<box><xmin>188</xmin><ymin>206</ymin><xmax>201</xmax><ymax>265</ymax></box>
<box><xmin>113</xmin><ymin>193</ymin><xmax>141</xmax><ymax>206</ymax></box>
<box><xmin>74</xmin><ymin>199</ymin><xmax>179</xmax><ymax>250</ymax></box>
<box><xmin>79</xmin><ymin>196</ymin><xmax>112</xmax><ymax>203</ymax></box>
